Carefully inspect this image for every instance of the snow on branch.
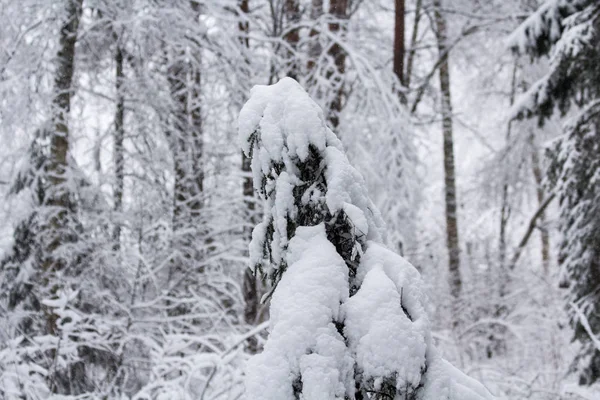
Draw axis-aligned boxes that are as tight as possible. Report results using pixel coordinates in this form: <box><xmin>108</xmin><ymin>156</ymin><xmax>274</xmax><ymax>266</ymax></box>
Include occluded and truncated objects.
<box><xmin>506</xmin><ymin>0</ymin><xmax>591</xmax><ymax>57</ymax></box>
<box><xmin>240</xmin><ymin>78</ymin><xmax>495</xmax><ymax>400</ymax></box>
<box><xmin>571</xmin><ymin>302</ymin><xmax>600</xmax><ymax>352</ymax></box>
<box><xmin>239</xmin><ymin>77</ymin><xmax>385</xmax><ymax>286</ymax></box>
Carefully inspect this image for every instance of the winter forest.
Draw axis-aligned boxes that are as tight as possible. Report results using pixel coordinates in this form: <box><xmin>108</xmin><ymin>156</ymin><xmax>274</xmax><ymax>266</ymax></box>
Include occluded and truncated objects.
<box><xmin>0</xmin><ymin>0</ymin><xmax>599</xmax><ymax>399</ymax></box>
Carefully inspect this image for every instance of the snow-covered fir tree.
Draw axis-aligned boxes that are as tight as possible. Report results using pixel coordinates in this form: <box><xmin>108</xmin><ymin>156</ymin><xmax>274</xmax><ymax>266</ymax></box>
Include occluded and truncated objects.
<box><xmin>508</xmin><ymin>0</ymin><xmax>600</xmax><ymax>386</ymax></box>
<box><xmin>240</xmin><ymin>77</ymin><xmax>494</xmax><ymax>400</ymax></box>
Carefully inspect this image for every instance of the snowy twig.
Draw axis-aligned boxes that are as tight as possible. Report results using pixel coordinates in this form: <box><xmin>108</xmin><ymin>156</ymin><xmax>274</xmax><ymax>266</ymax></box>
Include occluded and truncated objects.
<box><xmin>570</xmin><ymin>302</ymin><xmax>600</xmax><ymax>352</ymax></box>
<box><xmin>200</xmin><ymin>321</ymin><xmax>269</xmax><ymax>400</ymax></box>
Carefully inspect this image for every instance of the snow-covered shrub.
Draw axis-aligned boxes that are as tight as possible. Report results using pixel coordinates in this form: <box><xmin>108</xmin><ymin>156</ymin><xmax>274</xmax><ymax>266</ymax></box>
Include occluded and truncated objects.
<box><xmin>240</xmin><ymin>77</ymin><xmax>495</xmax><ymax>400</ymax></box>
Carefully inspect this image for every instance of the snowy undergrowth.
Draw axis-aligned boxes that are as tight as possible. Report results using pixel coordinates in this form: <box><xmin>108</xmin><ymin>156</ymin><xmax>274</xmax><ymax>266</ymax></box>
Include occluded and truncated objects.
<box><xmin>240</xmin><ymin>77</ymin><xmax>495</xmax><ymax>400</ymax></box>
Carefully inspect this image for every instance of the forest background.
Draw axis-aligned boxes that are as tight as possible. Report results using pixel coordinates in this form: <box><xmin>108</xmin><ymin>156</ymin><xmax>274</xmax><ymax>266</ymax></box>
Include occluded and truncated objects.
<box><xmin>0</xmin><ymin>0</ymin><xmax>598</xmax><ymax>399</ymax></box>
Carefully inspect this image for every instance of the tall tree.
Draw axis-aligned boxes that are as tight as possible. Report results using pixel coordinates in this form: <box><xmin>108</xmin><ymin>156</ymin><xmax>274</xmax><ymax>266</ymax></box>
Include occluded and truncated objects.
<box><xmin>283</xmin><ymin>0</ymin><xmax>301</xmax><ymax>79</ymax></box>
<box><xmin>43</xmin><ymin>0</ymin><xmax>84</xmax><ymax>301</ymax></box>
<box><xmin>508</xmin><ymin>0</ymin><xmax>600</xmax><ymax>385</ymax></box>
<box><xmin>393</xmin><ymin>0</ymin><xmax>406</xmax><ymax>89</ymax></box>
<box><xmin>326</xmin><ymin>0</ymin><xmax>348</xmax><ymax>129</ymax></box>
<box><xmin>239</xmin><ymin>0</ymin><xmax>267</xmax><ymax>347</ymax></box>
<box><xmin>433</xmin><ymin>0</ymin><xmax>462</xmax><ymax>302</ymax></box>
<box><xmin>241</xmin><ymin>77</ymin><xmax>494</xmax><ymax>400</ymax></box>
<box><xmin>113</xmin><ymin>43</ymin><xmax>125</xmax><ymax>252</ymax></box>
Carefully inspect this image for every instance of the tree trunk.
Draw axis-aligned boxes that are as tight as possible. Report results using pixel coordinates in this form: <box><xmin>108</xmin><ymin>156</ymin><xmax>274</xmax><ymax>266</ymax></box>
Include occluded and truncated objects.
<box><xmin>393</xmin><ymin>0</ymin><xmax>406</xmax><ymax>88</ymax></box>
<box><xmin>168</xmin><ymin>56</ymin><xmax>203</xmax><ymax>232</ymax></box>
<box><xmin>239</xmin><ymin>0</ymin><xmax>266</xmax><ymax>350</ymax></box>
<box><xmin>326</xmin><ymin>0</ymin><xmax>348</xmax><ymax>129</ymax></box>
<box><xmin>44</xmin><ymin>0</ymin><xmax>84</xmax><ymax>336</ymax></box>
<box><xmin>405</xmin><ymin>0</ymin><xmax>422</xmax><ymax>89</ymax></box>
<box><xmin>529</xmin><ymin>132</ymin><xmax>550</xmax><ymax>274</ymax></box>
<box><xmin>498</xmin><ymin>61</ymin><xmax>518</xmax><ymax>298</ymax></box>
<box><xmin>113</xmin><ymin>44</ymin><xmax>125</xmax><ymax>253</ymax></box>
<box><xmin>433</xmin><ymin>0</ymin><xmax>462</xmax><ymax>301</ymax></box>
<box><xmin>283</xmin><ymin>0</ymin><xmax>301</xmax><ymax>79</ymax></box>
<box><xmin>307</xmin><ymin>0</ymin><xmax>324</xmax><ymax>73</ymax></box>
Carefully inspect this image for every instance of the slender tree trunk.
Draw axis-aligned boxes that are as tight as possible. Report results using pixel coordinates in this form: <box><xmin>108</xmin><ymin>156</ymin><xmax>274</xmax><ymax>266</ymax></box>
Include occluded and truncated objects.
<box><xmin>168</xmin><ymin>56</ymin><xmax>203</xmax><ymax>231</ymax></box>
<box><xmin>393</xmin><ymin>0</ymin><xmax>406</xmax><ymax>88</ymax></box>
<box><xmin>529</xmin><ymin>132</ymin><xmax>550</xmax><ymax>274</ymax></box>
<box><xmin>307</xmin><ymin>0</ymin><xmax>324</xmax><ymax>73</ymax></box>
<box><xmin>165</xmin><ymin>4</ymin><xmax>204</xmax><ymax>298</ymax></box>
<box><xmin>405</xmin><ymin>0</ymin><xmax>422</xmax><ymax>89</ymax></box>
<box><xmin>239</xmin><ymin>0</ymin><xmax>266</xmax><ymax>350</ymax></box>
<box><xmin>433</xmin><ymin>0</ymin><xmax>462</xmax><ymax>301</ymax></box>
<box><xmin>113</xmin><ymin>44</ymin><xmax>125</xmax><ymax>253</ymax></box>
<box><xmin>283</xmin><ymin>0</ymin><xmax>301</xmax><ymax>79</ymax></box>
<box><xmin>326</xmin><ymin>0</ymin><xmax>348</xmax><ymax>129</ymax></box>
<box><xmin>41</xmin><ymin>1</ymin><xmax>84</xmax><ymax>392</ymax></box>
<box><xmin>44</xmin><ymin>0</ymin><xmax>84</xmax><ymax>337</ymax></box>
<box><xmin>498</xmin><ymin>61</ymin><xmax>518</xmax><ymax>298</ymax></box>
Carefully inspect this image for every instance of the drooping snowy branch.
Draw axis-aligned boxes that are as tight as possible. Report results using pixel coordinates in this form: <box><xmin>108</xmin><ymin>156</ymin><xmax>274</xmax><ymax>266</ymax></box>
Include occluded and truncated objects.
<box><xmin>506</xmin><ymin>0</ymin><xmax>591</xmax><ymax>57</ymax></box>
<box><xmin>241</xmin><ymin>78</ymin><xmax>495</xmax><ymax>400</ymax></box>
<box><xmin>509</xmin><ymin>1</ymin><xmax>598</xmax><ymax>122</ymax></box>
<box><xmin>239</xmin><ymin>77</ymin><xmax>385</xmax><ymax>287</ymax></box>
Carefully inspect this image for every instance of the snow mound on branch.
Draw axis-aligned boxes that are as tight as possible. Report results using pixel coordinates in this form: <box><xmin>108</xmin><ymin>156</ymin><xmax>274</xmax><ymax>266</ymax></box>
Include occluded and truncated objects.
<box><xmin>239</xmin><ymin>77</ymin><xmax>385</xmax><ymax>277</ymax></box>
<box><xmin>241</xmin><ymin>78</ymin><xmax>495</xmax><ymax>400</ymax></box>
<box><xmin>245</xmin><ymin>224</ymin><xmax>353</xmax><ymax>400</ymax></box>
<box><xmin>508</xmin><ymin>1</ymin><xmax>595</xmax><ymax>121</ymax></box>
<box><xmin>506</xmin><ymin>0</ymin><xmax>590</xmax><ymax>56</ymax></box>
<box><xmin>344</xmin><ymin>243</ymin><xmax>429</xmax><ymax>389</ymax></box>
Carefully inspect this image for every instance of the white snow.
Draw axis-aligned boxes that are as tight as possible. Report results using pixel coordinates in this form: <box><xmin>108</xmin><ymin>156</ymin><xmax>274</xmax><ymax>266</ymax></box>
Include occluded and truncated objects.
<box><xmin>505</xmin><ymin>0</ymin><xmax>589</xmax><ymax>55</ymax></box>
<box><xmin>241</xmin><ymin>78</ymin><xmax>496</xmax><ymax>400</ymax></box>
<box><xmin>245</xmin><ymin>225</ymin><xmax>353</xmax><ymax>400</ymax></box>
<box><xmin>240</xmin><ymin>77</ymin><xmax>385</xmax><ymax>276</ymax></box>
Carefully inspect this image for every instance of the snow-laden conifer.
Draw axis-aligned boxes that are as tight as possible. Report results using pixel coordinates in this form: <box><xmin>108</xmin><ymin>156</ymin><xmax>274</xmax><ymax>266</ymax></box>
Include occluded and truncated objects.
<box><xmin>240</xmin><ymin>77</ymin><xmax>495</xmax><ymax>400</ymax></box>
<box><xmin>509</xmin><ymin>0</ymin><xmax>600</xmax><ymax>386</ymax></box>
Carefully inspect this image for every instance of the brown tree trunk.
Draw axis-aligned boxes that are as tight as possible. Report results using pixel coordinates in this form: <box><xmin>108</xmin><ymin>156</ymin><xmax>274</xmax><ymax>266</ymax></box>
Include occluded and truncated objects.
<box><xmin>44</xmin><ymin>0</ymin><xmax>84</xmax><ymax>336</ymax></box>
<box><xmin>307</xmin><ymin>0</ymin><xmax>324</xmax><ymax>73</ymax></box>
<box><xmin>284</xmin><ymin>0</ymin><xmax>301</xmax><ymax>79</ymax></box>
<box><xmin>113</xmin><ymin>44</ymin><xmax>125</xmax><ymax>253</ymax></box>
<box><xmin>239</xmin><ymin>0</ymin><xmax>266</xmax><ymax>350</ymax></box>
<box><xmin>433</xmin><ymin>0</ymin><xmax>462</xmax><ymax>301</ymax></box>
<box><xmin>326</xmin><ymin>0</ymin><xmax>348</xmax><ymax>129</ymax></box>
<box><xmin>405</xmin><ymin>0</ymin><xmax>422</xmax><ymax>89</ymax></box>
<box><xmin>393</xmin><ymin>0</ymin><xmax>406</xmax><ymax>88</ymax></box>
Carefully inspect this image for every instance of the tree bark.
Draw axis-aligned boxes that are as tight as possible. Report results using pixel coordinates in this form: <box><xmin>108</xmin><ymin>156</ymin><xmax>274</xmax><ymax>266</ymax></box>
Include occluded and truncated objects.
<box><xmin>405</xmin><ymin>0</ymin><xmax>422</xmax><ymax>89</ymax></box>
<box><xmin>283</xmin><ymin>0</ymin><xmax>301</xmax><ymax>79</ymax></box>
<box><xmin>529</xmin><ymin>132</ymin><xmax>551</xmax><ymax>274</ymax></box>
<box><xmin>326</xmin><ymin>0</ymin><xmax>348</xmax><ymax>129</ymax></box>
<box><xmin>393</xmin><ymin>0</ymin><xmax>406</xmax><ymax>88</ymax></box>
<box><xmin>168</xmin><ymin>55</ymin><xmax>204</xmax><ymax>231</ymax></box>
<box><xmin>307</xmin><ymin>0</ymin><xmax>324</xmax><ymax>73</ymax></box>
<box><xmin>433</xmin><ymin>0</ymin><xmax>462</xmax><ymax>301</ymax></box>
<box><xmin>498</xmin><ymin>61</ymin><xmax>518</xmax><ymax>297</ymax></box>
<box><xmin>113</xmin><ymin>44</ymin><xmax>125</xmax><ymax>253</ymax></box>
<box><xmin>239</xmin><ymin>0</ymin><xmax>267</xmax><ymax>350</ymax></box>
<box><xmin>44</xmin><ymin>0</ymin><xmax>84</xmax><ymax>336</ymax></box>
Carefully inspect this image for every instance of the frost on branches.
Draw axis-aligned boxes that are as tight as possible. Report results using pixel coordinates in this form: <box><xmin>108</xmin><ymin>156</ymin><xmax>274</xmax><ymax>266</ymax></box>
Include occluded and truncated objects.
<box><xmin>240</xmin><ymin>78</ymin><xmax>495</xmax><ymax>400</ymax></box>
<box><xmin>506</xmin><ymin>0</ymin><xmax>596</xmax><ymax>122</ymax></box>
<box><xmin>509</xmin><ymin>0</ymin><xmax>600</xmax><ymax>387</ymax></box>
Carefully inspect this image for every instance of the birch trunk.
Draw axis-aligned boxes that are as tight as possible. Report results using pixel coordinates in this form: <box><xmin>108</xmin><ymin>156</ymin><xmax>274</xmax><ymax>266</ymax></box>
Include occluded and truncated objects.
<box><xmin>433</xmin><ymin>0</ymin><xmax>462</xmax><ymax>301</ymax></box>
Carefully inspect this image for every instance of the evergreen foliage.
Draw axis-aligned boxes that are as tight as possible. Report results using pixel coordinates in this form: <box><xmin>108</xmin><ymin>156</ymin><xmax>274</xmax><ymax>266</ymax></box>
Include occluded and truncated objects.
<box><xmin>241</xmin><ymin>77</ymin><xmax>494</xmax><ymax>400</ymax></box>
<box><xmin>509</xmin><ymin>0</ymin><xmax>600</xmax><ymax>385</ymax></box>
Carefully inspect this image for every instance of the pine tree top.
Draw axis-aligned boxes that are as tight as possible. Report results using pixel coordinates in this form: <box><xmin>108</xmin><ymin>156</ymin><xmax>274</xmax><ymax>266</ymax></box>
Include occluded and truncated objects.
<box><xmin>240</xmin><ymin>78</ymin><xmax>495</xmax><ymax>400</ymax></box>
<box><xmin>239</xmin><ymin>77</ymin><xmax>385</xmax><ymax>287</ymax></box>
